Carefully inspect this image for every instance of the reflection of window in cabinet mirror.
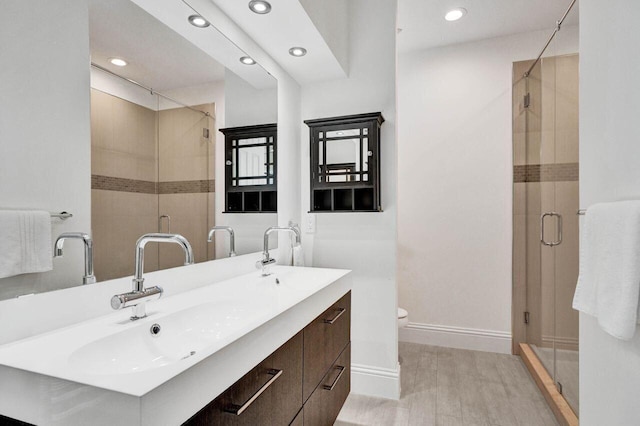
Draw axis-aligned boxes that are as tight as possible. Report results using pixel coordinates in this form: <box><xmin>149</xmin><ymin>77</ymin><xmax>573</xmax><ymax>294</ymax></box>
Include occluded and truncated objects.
<box><xmin>304</xmin><ymin>112</ymin><xmax>384</xmax><ymax>212</ymax></box>
<box><xmin>220</xmin><ymin>124</ymin><xmax>277</xmax><ymax>213</ymax></box>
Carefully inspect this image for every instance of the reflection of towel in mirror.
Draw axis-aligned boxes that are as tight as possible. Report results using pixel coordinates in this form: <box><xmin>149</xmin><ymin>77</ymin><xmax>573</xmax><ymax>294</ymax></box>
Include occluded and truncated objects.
<box><xmin>0</xmin><ymin>210</ymin><xmax>53</xmax><ymax>279</ymax></box>
<box><xmin>293</xmin><ymin>244</ymin><xmax>305</xmax><ymax>267</ymax></box>
<box><xmin>572</xmin><ymin>201</ymin><xmax>640</xmax><ymax>340</ymax></box>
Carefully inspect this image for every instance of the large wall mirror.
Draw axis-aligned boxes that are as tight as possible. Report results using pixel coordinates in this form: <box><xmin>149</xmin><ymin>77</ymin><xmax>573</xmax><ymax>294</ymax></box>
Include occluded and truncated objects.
<box><xmin>89</xmin><ymin>0</ymin><xmax>278</xmax><ymax>281</ymax></box>
<box><xmin>0</xmin><ymin>0</ymin><xmax>277</xmax><ymax>299</ymax></box>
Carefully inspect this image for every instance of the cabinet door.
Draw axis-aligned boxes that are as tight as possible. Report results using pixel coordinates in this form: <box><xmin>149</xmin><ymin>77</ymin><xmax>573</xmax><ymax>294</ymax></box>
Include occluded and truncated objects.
<box><xmin>184</xmin><ymin>332</ymin><xmax>303</xmax><ymax>426</ymax></box>
<box><xmin>304</xmin><ymin>343</ymin><xmax>351</xmax><ymax>426</ymax></box>
<box><xmin>303</xmin><ymin>291</ymin><xmax>351</xmax><ymax>401</ymax></box>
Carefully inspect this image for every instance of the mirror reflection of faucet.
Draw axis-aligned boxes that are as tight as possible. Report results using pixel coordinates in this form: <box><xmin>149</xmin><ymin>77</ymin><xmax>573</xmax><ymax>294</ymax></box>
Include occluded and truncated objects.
<box><xmin>257</xmin><ymin>226</ymin><xmax>302</xmax><ymax>276</ymax></box>
<box><xmin>207</xmin><ymin>226</ymin><xmax>236</xmax><ymax>257</ymax></box>
<box><xmin>110</xmin><ymin>233</ymin><xmax>194</xmax><ymax>321</ymax></box>
<box><xmin>53</xmin><ymin>232</ymin><xmax>96</xmax><ymax>285</ymax></box>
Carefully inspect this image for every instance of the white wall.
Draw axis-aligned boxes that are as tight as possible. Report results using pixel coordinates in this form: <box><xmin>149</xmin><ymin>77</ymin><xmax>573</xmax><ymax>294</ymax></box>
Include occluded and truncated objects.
<box><xmin>579</xmin><ymin>1</ymin><xmax>640</xmax><ymax>424</ymax></box>
<box><xmin>223</xmin><ymin>70</ymin><xmax>277</xmax><ymax>128</ymax></box>
<box><xmin>90</xmin><ymin>68</ymin><xmax>159</xmax><ymax>110</ymax></box>
<box><xmin>0</xmin><ymin>0</ymin><xmax>91</xmax><ymax>300</ymax></box>
<box><xmin>300</xmin><ymin>0</ymin><xmax>399</xmax><ymax>399</ymax></box>
<box><xmin>180</xmin><ymin>0</ymin><xmax>304</xmax><ymax>258</ymax></box>
<box><xmin>213</xmin><ymin>70</ymin><xmax>278</xmax><ymax>257</ymax></box>
<box><xmin>298</xmin><ymin>0</ymin><xmax>349</xmax><ymax>75</ymax></box>
<box><xmin>397</xmin><ymin>27</ymin><xmax>578</xmax><ymax>353</ymax></box>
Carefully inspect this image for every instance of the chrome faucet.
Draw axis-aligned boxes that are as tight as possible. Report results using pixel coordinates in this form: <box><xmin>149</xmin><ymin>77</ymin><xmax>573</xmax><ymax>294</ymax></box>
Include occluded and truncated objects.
<box><xmin>54</xmin><ymin>232</ymin><xmax>96</xmax><ymax>285</ymax></box>
<box><xmin>111</xmin><ymin>233</ymin><xmax>194</xmax><ymax>320</ymax></box>
<box><xmin>207</xmin><ymin>226</ymin><xmax>236</xmax><ymax>257</ymax></box>
<box><xmin>258</xmin><ymin>226</ymin><xmax>301</xmax><ymax>276</ymax></box>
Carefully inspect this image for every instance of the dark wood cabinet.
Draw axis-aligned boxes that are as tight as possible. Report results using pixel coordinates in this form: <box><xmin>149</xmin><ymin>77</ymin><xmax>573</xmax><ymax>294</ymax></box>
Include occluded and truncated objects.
<box><xmin>289</xmin><ymin>409</ymin><xmax>303</xmax><ymax>426</ymax></box>
<box><xmin>184</xmin><ymin>332</ymin><xmax>303</xmax><ymax>426</ymax></box>
<box><xmin>220</xmin><ymin>124</ymin><xmax>277</xmax><ymax>213</ymax></box>
<box><xmin>304</xmin><ymin>113</ymin><xmax>384</xmax><ymax>212</ymax></box>
<box><xmin>303</xmin><ymin>344</ymin><xmax>351</xmax><ymax>426</ymax></box>
<box><xmin>303</xmin><ymin>292</ymin><xmax>351</xmax><ymax>402</ymax></box>
<box><xmin>183</xmin><ymin>291</ymin><xmax>351</xmax><ymax>426</ymax></box>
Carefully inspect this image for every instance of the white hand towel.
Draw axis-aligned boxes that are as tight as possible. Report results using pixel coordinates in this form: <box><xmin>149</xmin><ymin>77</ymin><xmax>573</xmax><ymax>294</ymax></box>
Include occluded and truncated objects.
<box><xmin>0</xmin><ymin>210</ymin><xmax>53</xmax><ymax>279</ymax></box>
<box><xmin>293</xmin><ymin>244</ymin><xmax>305</xmax><ymax>267</ymax></box>
<box><xmin>572</xmin><ymin>201</ymin><xmax>640</xmax><ymax>340</ymax></box>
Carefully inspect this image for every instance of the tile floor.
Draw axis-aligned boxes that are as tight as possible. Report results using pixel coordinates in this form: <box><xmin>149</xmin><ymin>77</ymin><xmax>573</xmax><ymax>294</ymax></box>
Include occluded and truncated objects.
<box><xmin>335</xmin><ymin>342</ymin><xmax>559</xmax><ymax>426</ymax></box>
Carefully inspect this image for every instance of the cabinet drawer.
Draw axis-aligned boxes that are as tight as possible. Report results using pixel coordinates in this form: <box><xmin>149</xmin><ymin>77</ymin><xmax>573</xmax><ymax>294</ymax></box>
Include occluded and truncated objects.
<box><xmin>184</xmin><ymin>331</ymin><xmax>303</xmax><ymax>426</ymax></box>
<box><xmin>303</xmin><ymin>291</ymin><xmax>350</xmax><ymax>402</ymax></box>
<box><xmin>303</xmin><ymin>343</ymin><xmax>351</xmax><ymax>426</ymax></box>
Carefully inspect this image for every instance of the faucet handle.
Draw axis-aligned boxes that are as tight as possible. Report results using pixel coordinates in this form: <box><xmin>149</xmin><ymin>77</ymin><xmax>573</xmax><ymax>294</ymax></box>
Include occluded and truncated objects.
<box><xmin>111</xmin><ymin>286</ymin><xmax>163</xmax><ymax>308</ymax></box>
<box><xmin>256</xmin><ymin>257</ymin><xmax>276</xmax><ymax>276</ymax></box>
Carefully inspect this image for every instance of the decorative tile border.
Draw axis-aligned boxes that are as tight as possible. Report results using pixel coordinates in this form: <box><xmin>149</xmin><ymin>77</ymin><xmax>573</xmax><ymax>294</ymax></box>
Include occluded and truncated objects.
<box><xmin>514</xmin><ymin>163</ymin><xmax>578</xmax><ymax>183</ymax></box>
<box><xmin>91</xmin><ymin>175</ymin><xmax>157</xmax><ymax>194</ymax></box>
<box><xmin>92</xmin><ymin>175</ymin><xmax>215</xmax><ymax>194</ymax></box>
<box><xmin>159</xmin><ymin>180</ymin><xmax>215</xmax><ymax>194</ymax></box>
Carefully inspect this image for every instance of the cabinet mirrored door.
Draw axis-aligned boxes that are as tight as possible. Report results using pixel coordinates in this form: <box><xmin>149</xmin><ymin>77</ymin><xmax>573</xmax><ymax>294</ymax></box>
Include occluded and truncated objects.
<box><xmin>221</xmin><ymin>124</ymin><xmax>277</xmax><ymax>213</ymax></box>
<box><xmin>305</xmin><ymin>112</ymin><xmax>384</xmax><ymax>213</ymax></box>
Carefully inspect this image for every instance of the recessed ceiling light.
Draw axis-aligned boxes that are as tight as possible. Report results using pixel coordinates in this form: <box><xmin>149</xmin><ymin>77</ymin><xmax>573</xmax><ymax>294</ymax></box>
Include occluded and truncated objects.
<box><xmin>249</xmin><ymin>0</ymin><xmax>271</xmax><ymax>14</ymax></box>
<box><xmin>445</xmin><ymin>7</ymin><xmax>467</xmax><ymax>21</ymax></box>
<box><xmin>109</xmin><ymin>57</ymin><xmax>127</xmax><ymax>67</ymax></box>
<box><xmin>240</xmin><ymin>56</ymin><xmax>256</xmax><ymax>65</ymax></box>
<box><xmin>288</xmin><ymin>47</ymin><xmax>307</xmax><ymax>57</ymax></box>
<box><xmin>188</xmin><ymin>14</ymin><xmax>210</xmax><ymax>28</ymax></box>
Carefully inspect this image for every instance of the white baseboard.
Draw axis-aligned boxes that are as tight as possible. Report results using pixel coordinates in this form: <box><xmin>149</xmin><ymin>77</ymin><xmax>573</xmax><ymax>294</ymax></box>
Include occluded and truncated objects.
<box><xmin>399</xmin><ymin>322</ymin><xmax>512</xmax><ymax>354</ymax></box>
<box><xmin>350</xmin><ymin>362</ymin><xmax>401</xmax><ymax>400</ymax></box>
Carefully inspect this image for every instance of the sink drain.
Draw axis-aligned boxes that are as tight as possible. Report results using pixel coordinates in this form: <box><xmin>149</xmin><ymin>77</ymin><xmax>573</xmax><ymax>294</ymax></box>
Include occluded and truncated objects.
<box><xmin>150</xmin><ymin>323</ymin><xmax>161</xmax><ymax>336</ymax></box>
<box><xmin>181</xmin><ymin>351</ymin><xmax>196</xmax><ymax>360</ymax></box>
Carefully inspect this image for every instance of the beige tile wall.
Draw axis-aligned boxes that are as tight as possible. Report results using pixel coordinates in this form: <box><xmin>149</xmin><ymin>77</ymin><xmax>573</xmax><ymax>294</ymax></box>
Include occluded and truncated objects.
<box><xmin>91</xmin><ymin>189</ymin><xmax>159</xmax><ymax>281</ymax></box>
<box><xmin>91</xmin><ymin>89</ymin><xmax>158</xmax><ymax>182</ymax></box>
<box><xmin>91</xmin><ymin>90</ymin><xmax>159</xmax><ymax>281</ymax></box>
<box><xmin>91</xmin><ymin>90</ymin><xmax>216</xmax><ymax>281</ymax></box>
<box><xmin>157</xmin><ymin>104</ymin><xmax>215</xmax><ymax>269</ymax></box>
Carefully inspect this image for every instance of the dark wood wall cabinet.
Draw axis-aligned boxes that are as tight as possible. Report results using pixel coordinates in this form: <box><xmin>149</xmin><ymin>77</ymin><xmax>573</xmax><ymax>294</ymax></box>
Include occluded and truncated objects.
<box><xmin>304</xmin><ymin>112</ymin><xmax>384</xmax><ymax>212</ymax></box>
<box><xmin>220</xmin><ymin>124</ymin><xmax>277</xmax><ymax>213</ymax></box>
<box><xmin>184</xmin><ymin>291</ymin><xmax>351</xmax><ymax>426</ymax></box>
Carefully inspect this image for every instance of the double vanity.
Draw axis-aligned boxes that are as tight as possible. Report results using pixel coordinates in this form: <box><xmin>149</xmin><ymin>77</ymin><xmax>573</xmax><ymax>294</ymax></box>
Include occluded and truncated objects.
<box><xmin>0</xmin><ymin>256</ymin><xmax>351</xmax><ymax>426</ymax></box>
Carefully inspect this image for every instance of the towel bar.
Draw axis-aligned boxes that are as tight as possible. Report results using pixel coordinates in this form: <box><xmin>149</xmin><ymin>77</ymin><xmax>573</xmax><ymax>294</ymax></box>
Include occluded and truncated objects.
<box><xmin>50</xmin><ymin>212</ymin><xmax>73</xmax><ymax>220</ymax></box>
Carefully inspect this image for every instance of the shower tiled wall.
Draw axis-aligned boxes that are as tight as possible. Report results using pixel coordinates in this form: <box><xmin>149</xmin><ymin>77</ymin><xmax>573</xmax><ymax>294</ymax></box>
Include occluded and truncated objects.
<box><xmin>90</xmin><ymin>89</ymin><xmax>215</xmax><ymax>281</ymax></box>
<box><xmin>91</xmin><ymin>89</ymin><xmax>159</xmax><ymax>281</ymax></box>
<box><xmin>158</xmin><ymin>103</ymin><xmax>215</xmax><ymax>269</ymax></box>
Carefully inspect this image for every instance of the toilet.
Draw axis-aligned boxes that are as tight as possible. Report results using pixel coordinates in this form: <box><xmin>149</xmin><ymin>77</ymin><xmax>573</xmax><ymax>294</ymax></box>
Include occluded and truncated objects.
<box><xmin>398</xmin><ymin>307</ymin><xmax>409</xmax><ymax>328</ymax></box>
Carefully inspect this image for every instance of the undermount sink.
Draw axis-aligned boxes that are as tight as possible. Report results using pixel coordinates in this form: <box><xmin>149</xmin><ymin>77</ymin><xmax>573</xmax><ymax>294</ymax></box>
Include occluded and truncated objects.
<box><xmin>69</xmin><ymin>299</ymin><xmax>267</xmax><ymax>375</ymax></box>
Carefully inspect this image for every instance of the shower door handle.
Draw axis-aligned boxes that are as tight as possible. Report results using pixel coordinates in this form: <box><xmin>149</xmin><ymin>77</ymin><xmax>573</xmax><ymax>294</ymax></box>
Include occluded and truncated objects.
<box><xmin>540</xmin><ymin>212</ymin><xmax>563</xmax><ymax>247</ymax></box>
<box><xmin>158</xmin><ymin>215</ymin><xmax>171</xmax><ymax>233</ymax></box>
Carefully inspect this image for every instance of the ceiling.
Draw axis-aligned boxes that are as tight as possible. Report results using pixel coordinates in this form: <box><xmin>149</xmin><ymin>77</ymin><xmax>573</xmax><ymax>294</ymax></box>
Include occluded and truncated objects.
<box><xmin>88</xmin><ymin>0</ymin><xmax>580</xmax><ymax>91</ymax></box>
<box><xmin>397</xmin><ymin>0</ymin><xmax>579</xmax><ymax>53</ymax></box>
<box><xmin>209</xmin><ymin>0</ymin><xmax>347</xmax><ymax>85</ymax></box>
<box><xmin>89</xmin><ymin>0</ymin><xmax>226</xmax><ymax>91</ymax></box>
<box><xmin>89</xmin><ymin>0</ymin><xmax>276</xmax><ymax>92</ymax></box>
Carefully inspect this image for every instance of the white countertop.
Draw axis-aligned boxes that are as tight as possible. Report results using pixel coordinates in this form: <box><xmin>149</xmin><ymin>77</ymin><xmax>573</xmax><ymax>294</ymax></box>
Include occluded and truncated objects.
<box><xmin>0</xmin><ymin>265</ymin><xmax>350</xmax><ymax>397</ymax></box>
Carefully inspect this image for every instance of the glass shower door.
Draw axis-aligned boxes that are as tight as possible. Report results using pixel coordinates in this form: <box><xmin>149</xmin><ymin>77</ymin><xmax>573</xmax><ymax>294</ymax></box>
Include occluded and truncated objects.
<box><xmin>545</xmin><ymin>53</ymin><xmax>580</xmax><ymax>413</ymax></box>
<box><xmin>514</xmin><ymin>51</ymin><xmax>579</xmax><ymax>415</ymax></box>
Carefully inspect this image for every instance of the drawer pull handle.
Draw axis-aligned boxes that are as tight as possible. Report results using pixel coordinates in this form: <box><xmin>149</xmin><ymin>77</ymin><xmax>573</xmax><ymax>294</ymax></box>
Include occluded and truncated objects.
<box><xmin>323</xmin><ymin>308</ymin><xmax>346</xmax><ymax>324</ymax></box>
<box><xmin>322</xmin><ymin>365</ymin><xmax>346</xmax><ymax>391</ymax></box>
<box><xmin>225</xmin><ymin>368</ymin><xmax>283</xmax><ymax>416</ymax></box>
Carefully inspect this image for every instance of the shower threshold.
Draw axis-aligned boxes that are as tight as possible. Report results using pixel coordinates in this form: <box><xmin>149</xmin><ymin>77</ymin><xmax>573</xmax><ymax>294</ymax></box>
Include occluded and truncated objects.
<box><xmin>519</xmin><ymin>343</ymin><xmax>578</xmax><ymax>426</ymax></box>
